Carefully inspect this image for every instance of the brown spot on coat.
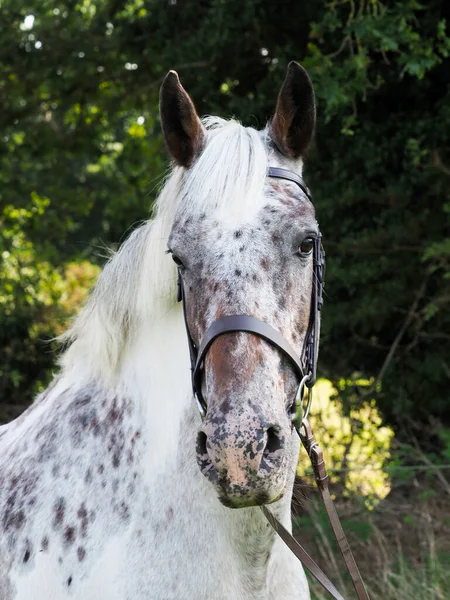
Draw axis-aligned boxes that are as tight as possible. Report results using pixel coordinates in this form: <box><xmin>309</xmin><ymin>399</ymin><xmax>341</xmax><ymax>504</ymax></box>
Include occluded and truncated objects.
<box><xmin>3</xmin><ymin>505</ymin><xmax>26</xmax><ymax>532</ymax></box>
<box><xmin>77</xmin><ymin>547</ymin><xmax>86</xmax><ymax>562</ymax></box>
<box><xmin>77</xmin><ymin>504</ymin><xmax>89</xmax><ymax>537</ymax></box>
<box><xmin>84</xmin><ymin>468</ymin><xmax>93</xmax><ymax>484</ymax></box>
<box><xmin>64</xmin><ymin>526</ymin><xmax>76</xmax><ymax>544</ymax></box>
<box><xmin>53</xmin><ymin>498</ymin><xmax>65</xmax><ymax>529</ymax></box>
<box><xmin>165</xmin><ymin>507</ymin><xmax>174</xmax><ymax>523</ymax></box>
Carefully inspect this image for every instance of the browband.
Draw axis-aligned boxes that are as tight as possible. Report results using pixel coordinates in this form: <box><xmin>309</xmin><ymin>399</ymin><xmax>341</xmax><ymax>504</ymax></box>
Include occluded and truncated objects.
<box><xmin>267</xmin><ymin>167</ymin><xmax>312</xmax><ymax>201</ymax></box>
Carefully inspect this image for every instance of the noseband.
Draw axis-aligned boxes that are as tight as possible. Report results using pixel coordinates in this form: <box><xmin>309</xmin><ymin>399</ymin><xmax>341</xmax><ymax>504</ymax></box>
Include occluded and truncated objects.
<box><xmin>177</xmin><ymin>166</ymin><xmax>325</xmax><ymax>430</ymax></box>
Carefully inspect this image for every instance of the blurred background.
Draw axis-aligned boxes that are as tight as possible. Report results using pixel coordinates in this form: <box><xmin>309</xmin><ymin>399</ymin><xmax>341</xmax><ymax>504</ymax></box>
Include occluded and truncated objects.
<box><xmin>1</xmin><ymin>0</ymin><xmax>449</xmax><ymax>597</ymax></box>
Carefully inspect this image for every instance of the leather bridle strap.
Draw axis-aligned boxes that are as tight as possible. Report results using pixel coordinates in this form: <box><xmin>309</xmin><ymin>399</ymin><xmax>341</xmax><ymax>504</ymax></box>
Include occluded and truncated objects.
<box><xmin>194</xmin><ymin>316</ymin><xmax>304</xmax><ymax>379</ymax></box>
<box><xmin>299</xmin><ymin>419</ymin><xmax>370</xmax><ymax>600</ymax></box>
<box><xmin>178</xmin><ymin>165</ymin><xmax>323</xmax><ymax>418</ymax></box>
<box><xmin>261</xmin><ymin>419</ymin><xmax>371</xmax><ymax>600</ymax></box>
<box><xmin>177</xmin><ymin>273</ymin><xmax>308</xmax><ymax>418</ymax></box>
<box><xmin>267</xmin><ymin>166</ymin><xmax>312</xmax><ymax>201</ymax></box>
<box><xmin>260</xmin><ymin>505</ymin><xmax>345</xmax><ymax>600</ymax></box>
<box><xmin>192</xmin><ymin>315</ymin><xmax>305</xmax><ymax>412</ymax></box>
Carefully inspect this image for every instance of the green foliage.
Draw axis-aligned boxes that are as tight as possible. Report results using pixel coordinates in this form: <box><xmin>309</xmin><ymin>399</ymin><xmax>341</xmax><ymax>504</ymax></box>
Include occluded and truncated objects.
<box><xmin>0</xmin><ymin>0</ymin><xmax>449</xmax><ymax>432</ymax></box>
<box><xmin>438</xmin><ymin>428</ymin><xmax>450</xmax><ymax>462</ymax></box>
<box><xmin>297</xmin><ymin>380</ymin><xmax>393</xmax><ymax>506</ymax></box>
<box><xmin>302</xmin><ymin>0</ymin><xmax>450</xmax><ymax>428</ymax></box>
<box><xmin>0</xmin><ymin>195</ymin><xmax>99</xmax><ymax>420</ymax></box>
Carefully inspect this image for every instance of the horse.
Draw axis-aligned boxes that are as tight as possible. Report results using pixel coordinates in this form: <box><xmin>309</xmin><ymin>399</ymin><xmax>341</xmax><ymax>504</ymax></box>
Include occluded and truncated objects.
<box><xmin>0</xmin><ymin>61</ymin><xmax>319</xmax><ymax>599</ymax></box>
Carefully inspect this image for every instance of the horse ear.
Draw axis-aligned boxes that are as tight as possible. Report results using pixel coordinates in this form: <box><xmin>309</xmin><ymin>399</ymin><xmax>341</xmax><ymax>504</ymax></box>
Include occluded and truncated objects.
<box><xmin>269</xmin><ymin>62</ymin><xmax>316</xmax><ymax>158</ymax></box>
<box><xmin>159</xmin><ymin>71</ymin><xmax>206</xmax><ymax>168</ymax></box>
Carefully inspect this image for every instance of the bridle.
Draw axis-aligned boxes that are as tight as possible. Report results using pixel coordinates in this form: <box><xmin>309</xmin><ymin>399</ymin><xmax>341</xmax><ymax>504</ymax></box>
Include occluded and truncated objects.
<box><xmin>176</xmin><ymin>166</ymin><xmax>369</xmax><ymax>600</ymax></box>
<box><xmin>178</xmin><ymin>166</ymin><xmax>325</xmax><ymax>431</ymax></box>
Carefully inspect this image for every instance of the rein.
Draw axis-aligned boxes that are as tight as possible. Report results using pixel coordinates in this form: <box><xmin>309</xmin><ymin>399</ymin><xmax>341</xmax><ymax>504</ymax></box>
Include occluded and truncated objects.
<box><xmin>177</xmin><ymin>167</ymin><xmax>369</xmax><ymax>600</ymax></box>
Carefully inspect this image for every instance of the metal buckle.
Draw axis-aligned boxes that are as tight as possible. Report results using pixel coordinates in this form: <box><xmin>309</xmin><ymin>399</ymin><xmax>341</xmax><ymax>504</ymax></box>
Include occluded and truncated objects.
<box><xmin>303</xmin><ymin>385</ymin><xmax>313</xmax><ymax>421</ymax></box>
<box><xmin>194</xmin><ymin>391</ymin><xmax>207</xmax><ymax>419</ymax></box>
<box><xmin>292</xmin><ymin>373</ymin><xmax>312</xmax><ymax>431</ymax></box>
<box><xmin>299</xmin><ymin>418</ymin><xmax>328</xmax><ymax>485</ymax></box>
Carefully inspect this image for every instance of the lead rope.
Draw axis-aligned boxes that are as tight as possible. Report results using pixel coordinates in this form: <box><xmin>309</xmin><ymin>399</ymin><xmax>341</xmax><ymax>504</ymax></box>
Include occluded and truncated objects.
<box><xmin>261</xmin><ymin>418</ymin><xmax>370</xmax><ymax>600</ymax></box>
<box><xmin>260</xmin><ymin>504</ymin><xmax>345</xmax><ymax>600</ymax></box>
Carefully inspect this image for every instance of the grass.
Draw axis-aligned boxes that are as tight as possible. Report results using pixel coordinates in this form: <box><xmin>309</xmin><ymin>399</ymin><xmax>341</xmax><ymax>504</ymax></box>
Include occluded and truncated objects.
<box><xmin>309</xmin><ymin>554</ymin><xmax>450</xmax><ymax>600</ymax></box>
<box><xmin>292</xmin><ymin>379</ymin><xmax>450</xmax><ymax>599</ymax></box>
<box><xmin>294</xmin><ymin>485</ymin><xmax>450</xmax><ymax>600</ymax></box>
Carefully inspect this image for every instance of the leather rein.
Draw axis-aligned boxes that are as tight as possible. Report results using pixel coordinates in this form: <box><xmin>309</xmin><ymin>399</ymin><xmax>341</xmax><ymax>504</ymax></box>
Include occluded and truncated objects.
<box><xmin>177</xmin><ymin>166</ymin><xmax>369</xmax><ymax>600</ymax></box>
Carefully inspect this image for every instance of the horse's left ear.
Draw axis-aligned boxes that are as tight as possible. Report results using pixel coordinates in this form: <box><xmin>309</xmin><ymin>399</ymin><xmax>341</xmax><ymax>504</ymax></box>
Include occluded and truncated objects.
<box><xmin>160</xmin><ymin>71</ymin><xmax>206</xmax><ymax>168</ymax></box>
<box><xmin>269</xmin><ymin>62</ymin><xmax>316</xmax><ymax>158</ymax></box>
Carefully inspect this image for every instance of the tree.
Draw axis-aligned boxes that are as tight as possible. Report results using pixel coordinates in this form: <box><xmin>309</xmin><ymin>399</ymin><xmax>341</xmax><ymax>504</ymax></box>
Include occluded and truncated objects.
<box><xmin>1</xmin><ymin>0</ymin><xmax>449</xmax><ymax>431</ymax></box>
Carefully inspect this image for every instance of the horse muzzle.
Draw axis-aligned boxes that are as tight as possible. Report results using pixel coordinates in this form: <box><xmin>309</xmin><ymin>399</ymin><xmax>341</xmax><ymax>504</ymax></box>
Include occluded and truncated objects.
<box><xmin>196</xmin><ymin>410</ymin><xmax>288</xmax><ymax>508</ymax></box>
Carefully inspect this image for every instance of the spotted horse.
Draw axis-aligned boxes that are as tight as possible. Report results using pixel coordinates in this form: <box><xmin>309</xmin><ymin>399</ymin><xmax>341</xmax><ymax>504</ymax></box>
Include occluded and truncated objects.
<box><xmin>0</xmin><ymin>63</ymin><xmax>368</xmax><ymax>600</ymax></box>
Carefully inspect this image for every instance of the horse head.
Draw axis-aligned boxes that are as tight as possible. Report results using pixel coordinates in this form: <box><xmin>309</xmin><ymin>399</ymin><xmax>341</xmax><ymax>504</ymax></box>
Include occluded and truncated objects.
<box><xmin>160</xmin><ymin>62</ymin><xmax>319</xmax><ymax>509</ymax></box>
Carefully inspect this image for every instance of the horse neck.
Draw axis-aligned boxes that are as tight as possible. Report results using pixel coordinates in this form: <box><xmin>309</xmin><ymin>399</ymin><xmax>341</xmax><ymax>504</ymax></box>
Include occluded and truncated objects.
<box><xmin>118</xmin><ymin>303</ymin><xmax>193</xmax><ymax>480</ymax></box>
<box><xmin>120</xmin><ymin>304</ymin><xmax>297</xmax><ymax>586</ymax></box>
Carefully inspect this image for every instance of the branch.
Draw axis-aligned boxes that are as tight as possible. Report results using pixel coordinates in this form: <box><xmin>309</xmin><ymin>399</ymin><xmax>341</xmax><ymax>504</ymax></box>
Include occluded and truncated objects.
<box><xmin>432</xmin><ymin>151</ymin><xmax>450</xmax><ymax>176</ymax></box>
<box><xmin>358</xmin><ymin>278</ymin><xmax>428</xmax><ymax>398</ymax></box>
<box><xmin>326</xmin><ymin>36</ymin><xmax>350</xmax><ymax>59</ymax></box>
<box><xmin>411</xmin><ymin>435</ymin><xmax>450</xmax><ymax>497</ymax></box>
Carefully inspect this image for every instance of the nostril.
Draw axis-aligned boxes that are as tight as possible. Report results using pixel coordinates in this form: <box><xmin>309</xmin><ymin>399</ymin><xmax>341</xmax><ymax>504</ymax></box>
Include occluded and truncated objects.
<box><xmin>196</xmin><ymin>431</ymin><xmax>208</xmax><ymax>457</ymax></box>
<box><xmin>263</xmin><ymin>426</ymin><xmax>283</xmax><ymax>457</ymax></box>
<box><xmin>196</xmin><ymin>431</ymin><xmax>218</xmax><ymax>484</ymax></box>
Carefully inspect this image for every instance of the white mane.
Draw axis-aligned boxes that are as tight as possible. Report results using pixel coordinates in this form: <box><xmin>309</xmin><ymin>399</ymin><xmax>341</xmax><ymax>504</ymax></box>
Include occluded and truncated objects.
<box><xmin>60</xmin><ymin>117</ymin><xmax>269</xmax><ymax>382</ymax></box>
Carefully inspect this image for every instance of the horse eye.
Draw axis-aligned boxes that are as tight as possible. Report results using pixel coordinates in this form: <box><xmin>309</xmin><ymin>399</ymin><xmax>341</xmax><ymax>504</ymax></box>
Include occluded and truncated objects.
<box><xmin>171</xmin><ymin>254</ymin><xmax>185</xmax><ymax>268</ymax></box>
<box><xmin>299</xmin><ymin>238</ymin><xmax>314</xmax><ymax>256</ymax></box>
